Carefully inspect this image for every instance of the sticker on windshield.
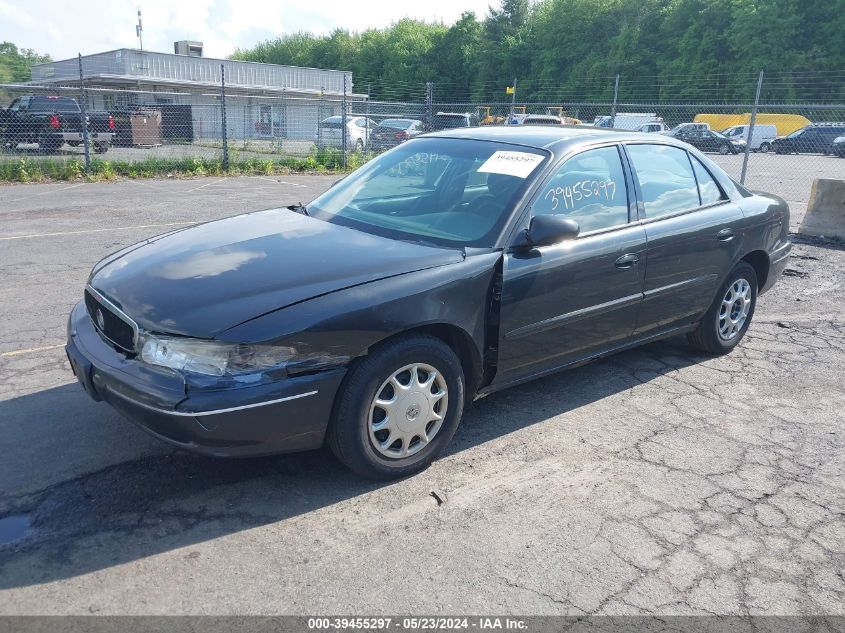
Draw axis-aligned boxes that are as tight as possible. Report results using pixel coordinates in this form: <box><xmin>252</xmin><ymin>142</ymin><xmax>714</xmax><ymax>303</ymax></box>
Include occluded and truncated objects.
<box><xmin>478</xmin><ymin>151</ymin><xmax>544</xmax><ymax>179</ymax></box>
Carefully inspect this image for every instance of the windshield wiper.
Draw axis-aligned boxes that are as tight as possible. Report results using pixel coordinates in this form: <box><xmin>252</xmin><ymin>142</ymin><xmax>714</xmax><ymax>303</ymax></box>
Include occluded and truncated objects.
<box><xmin>287</xmin><ymin>202</ymin><xmax>310</xmax><ymax>217</ymax></box>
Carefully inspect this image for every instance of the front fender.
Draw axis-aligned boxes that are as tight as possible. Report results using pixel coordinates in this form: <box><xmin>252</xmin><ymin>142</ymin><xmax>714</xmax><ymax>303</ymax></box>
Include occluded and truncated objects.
<box><xmin>217</xmin><ymin>252</ymin><xmax>502</xmax><ymax>373</ymax></box>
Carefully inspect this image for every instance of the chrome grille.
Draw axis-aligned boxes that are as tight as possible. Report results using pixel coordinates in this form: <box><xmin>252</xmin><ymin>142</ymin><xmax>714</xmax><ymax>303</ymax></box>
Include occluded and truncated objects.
<box><xmin>84</xmin><ymin>287</ymin><xmax>137</xmax><ymax>353</ymax></box>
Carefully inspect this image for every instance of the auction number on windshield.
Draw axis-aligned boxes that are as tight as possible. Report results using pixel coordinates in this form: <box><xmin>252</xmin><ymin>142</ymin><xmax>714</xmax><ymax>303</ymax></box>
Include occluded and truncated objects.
<box><xmin>543</xmin><ymin>179</ymin><xmax>617</xmax><ymax>211</ymax></box>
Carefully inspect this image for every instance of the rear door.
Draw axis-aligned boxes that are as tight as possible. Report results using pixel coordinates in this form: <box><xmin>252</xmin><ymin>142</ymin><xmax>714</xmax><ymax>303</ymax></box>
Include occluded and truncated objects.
<box><xmin>625</xmin><ymin>143</ymin><xmax>744</xmax><ymax>334</ymax></box>
<box><xmin>495</xmin><ymin>144</ymin><xmax>647</xmax><ymax>385</ymax></box>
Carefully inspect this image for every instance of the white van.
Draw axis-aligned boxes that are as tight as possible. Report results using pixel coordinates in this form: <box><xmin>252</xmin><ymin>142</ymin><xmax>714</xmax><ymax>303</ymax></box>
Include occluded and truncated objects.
<box><xmin>721</xmin><ymin>124</ymin><xmax>777</xmax><ymax>152</ymax></box>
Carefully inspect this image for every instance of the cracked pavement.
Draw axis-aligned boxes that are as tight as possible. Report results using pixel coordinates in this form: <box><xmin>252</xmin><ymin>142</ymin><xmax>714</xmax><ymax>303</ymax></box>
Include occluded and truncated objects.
<box><xmin>0</xmin><ymin>175</ymin><xmax>843</xmax><ymax>615</ymax></box>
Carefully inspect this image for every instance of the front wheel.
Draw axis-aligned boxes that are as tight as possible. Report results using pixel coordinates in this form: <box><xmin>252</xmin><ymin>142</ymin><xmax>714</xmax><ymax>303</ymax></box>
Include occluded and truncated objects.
<box><xmin>687</xmin><ymin>262</ymin><xmax>758</xmax><ymax>355</ymax></box>
<box><xmin>327</xmin><ymin>334</ymin><xmax>465</xmax><ymax>480</ymax></box>
<box><xmin>718</xmin><ymin>143</ymin><xmax>731</xmax><ymax>155</ymax></box>
<box><xmin>94</xmin><ymin>142</ymin><xmax>109</xmax><ymax>154</ymax></box>
<box><xmin>354</xmin><ymin>139</ymin><xmax>364</xmax><ymax>153</ymax></box>
<box><xmin>759</xmin><ymin>142</ymin><xmax>771</xmax><ymax>153</ymax></box>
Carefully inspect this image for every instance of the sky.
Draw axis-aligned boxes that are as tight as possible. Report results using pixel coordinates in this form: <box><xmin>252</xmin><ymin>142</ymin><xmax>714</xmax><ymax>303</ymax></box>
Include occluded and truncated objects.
<box><xmin>0</xmin><ymin>0</ymin><xmax>496</xmax><ymax>61</ymax></box>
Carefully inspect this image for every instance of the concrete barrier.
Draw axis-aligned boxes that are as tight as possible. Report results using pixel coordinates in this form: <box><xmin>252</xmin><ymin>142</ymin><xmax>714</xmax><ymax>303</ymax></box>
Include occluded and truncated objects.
<box><xmin>799</xmin><ymin>178</ymin><xmax>845</xmax><ymax>239</ymax></box>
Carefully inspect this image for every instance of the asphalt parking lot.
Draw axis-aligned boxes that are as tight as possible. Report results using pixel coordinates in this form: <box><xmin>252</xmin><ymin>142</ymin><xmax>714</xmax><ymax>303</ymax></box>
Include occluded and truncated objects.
<box><xmin>0</xmin><ymin>172</ymin><xmax>844</xmax><ymax>615</ymax></box>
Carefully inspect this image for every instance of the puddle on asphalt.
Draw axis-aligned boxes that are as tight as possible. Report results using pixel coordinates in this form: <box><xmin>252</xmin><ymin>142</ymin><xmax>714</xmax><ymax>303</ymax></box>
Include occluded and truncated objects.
<box><xmin>0</xmin><ymin>515</ymin><xmax>30</xmax><ymax>545</ymax></box>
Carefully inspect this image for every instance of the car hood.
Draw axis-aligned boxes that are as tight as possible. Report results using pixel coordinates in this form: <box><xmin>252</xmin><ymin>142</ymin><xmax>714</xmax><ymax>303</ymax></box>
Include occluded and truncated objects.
<box><xmin>89</xmin><ymin>208</ymin><xmax>464</xmax><ymax>338</ymax></box>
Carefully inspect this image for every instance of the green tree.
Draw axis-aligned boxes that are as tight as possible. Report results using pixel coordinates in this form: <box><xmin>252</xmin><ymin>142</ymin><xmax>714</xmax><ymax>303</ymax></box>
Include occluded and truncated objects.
<box><xmin>0</xmin><ymin>42</ymin><xmax>51</xmax><ymax>84</ymax></box>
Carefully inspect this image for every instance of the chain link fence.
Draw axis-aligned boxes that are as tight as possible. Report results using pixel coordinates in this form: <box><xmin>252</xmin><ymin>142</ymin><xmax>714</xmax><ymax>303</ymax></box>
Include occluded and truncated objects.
<box><xmin>1</xmin><ymin>67</ymin><xmax>843</xmax><ymax>211</ymax></box>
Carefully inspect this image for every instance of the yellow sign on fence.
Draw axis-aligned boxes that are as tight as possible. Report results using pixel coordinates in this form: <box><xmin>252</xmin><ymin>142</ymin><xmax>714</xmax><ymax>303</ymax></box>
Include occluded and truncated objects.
<box><xmin>506</xmin><ymin>86</ymin><xmax>515</xmax><ymax>94</ymax></box>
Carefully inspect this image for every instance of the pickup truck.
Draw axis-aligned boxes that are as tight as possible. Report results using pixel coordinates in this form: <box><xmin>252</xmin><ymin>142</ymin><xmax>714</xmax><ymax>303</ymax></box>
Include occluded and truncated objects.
<box><xmin>0</xmin><ymin>95</ymin><xmax>115</xmax><ymax>154</ymax></box>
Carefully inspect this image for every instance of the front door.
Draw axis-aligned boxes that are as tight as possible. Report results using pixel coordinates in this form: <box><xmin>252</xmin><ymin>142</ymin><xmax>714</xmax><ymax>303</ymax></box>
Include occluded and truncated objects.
<box><xmin>624</xmin><ymin>143</ymin><xmax>744</xmax><ymax>334</ymax></box>
<box><xmin>257</xmin><ymin>104</ymin><xmax>272</xmax><ymax>137</ymax></box>
<box><xmin>495</xmin><ymin>144</ymin><xmax>647</xmax><ymax>386</ymax></box>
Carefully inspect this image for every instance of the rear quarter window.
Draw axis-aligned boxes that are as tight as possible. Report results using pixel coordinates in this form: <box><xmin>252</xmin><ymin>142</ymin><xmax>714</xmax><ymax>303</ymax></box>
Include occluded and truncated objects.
<box><xmin>627</xmin><ymin>144</ymin><xmax>700</xmax><ymax>219</ymax></box>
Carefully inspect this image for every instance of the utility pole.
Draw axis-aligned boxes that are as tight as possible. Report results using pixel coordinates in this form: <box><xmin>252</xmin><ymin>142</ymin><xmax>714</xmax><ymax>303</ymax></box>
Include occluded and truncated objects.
<box><xmin>509</xmin><ymin>78</ymin><xmax>517</xmax><ymax>123</ymax></box>
<box><xmin>136</xmin><ymin>9</ymin><xmax>143</xmax><ymax>51</ymax></box>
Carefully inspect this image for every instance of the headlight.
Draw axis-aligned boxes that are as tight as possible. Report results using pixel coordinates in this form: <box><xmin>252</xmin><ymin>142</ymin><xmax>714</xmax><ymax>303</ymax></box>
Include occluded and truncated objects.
<box><xmin>834</xmin><ymin>136</ymin><xmax>845</xmax><ymax>143</ymax></box>
<box><xmin>139</xmin><ymin>333</ymin><xmax>296</xmax><ymax>376</ymax></box>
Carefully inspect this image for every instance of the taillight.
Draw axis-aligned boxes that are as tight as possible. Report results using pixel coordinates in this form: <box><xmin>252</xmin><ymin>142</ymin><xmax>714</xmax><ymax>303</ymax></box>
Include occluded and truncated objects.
<box><xmin>395</xmin><ymin>131</ymin><xmax>409</xmax><ymax>140</ymax></box>
<box><xmin>50</xmin><ymin>114</ymin><xmax>60</xmax><ymax>129</ymax></box>
<box><xmin>108</xmin><ymin>115</ymin><xmax>115</xmax><ymax>130</ymax></box>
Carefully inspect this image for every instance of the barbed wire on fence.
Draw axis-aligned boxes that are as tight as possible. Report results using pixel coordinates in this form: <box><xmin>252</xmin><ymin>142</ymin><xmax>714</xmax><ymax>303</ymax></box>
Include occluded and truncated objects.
<box><xmin>1</xmin><ymin>65</ymin><xmax>843</xmax><ymax>197</ymax></box>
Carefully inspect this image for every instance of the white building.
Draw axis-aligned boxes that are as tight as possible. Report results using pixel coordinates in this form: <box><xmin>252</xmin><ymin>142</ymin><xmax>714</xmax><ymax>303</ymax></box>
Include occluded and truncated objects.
<box><xmin>30</xmin><ymin>47</ymin><xmax>360</xmax><ymax>141</ymax></box>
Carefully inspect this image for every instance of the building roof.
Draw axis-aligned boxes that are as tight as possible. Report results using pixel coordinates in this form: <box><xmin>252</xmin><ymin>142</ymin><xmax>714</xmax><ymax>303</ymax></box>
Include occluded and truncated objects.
<box><xmin>30</xmin><ymin>48</ymin><xmax>354</xmax><ymax>96</ymax></box>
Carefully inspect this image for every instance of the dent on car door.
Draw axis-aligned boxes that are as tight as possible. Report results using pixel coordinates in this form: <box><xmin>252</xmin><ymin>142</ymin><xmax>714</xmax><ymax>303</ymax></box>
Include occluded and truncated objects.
<box><xmin>494</xmin><ymin>144</ymin><xmax>647</xmax><ymax>386</ymax></box>
<box><xmin>625</xmin><ymin>144</ymin><xmax>744</xmax><ymax>334</ymax></box>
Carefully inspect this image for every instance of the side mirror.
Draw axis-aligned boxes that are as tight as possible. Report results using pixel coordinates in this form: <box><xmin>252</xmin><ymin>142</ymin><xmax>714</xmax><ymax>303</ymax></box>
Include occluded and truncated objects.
<box><xmin>522</xmin><ymin>215</ymin><xmax>580</xmax><ymax>248</ymax></box>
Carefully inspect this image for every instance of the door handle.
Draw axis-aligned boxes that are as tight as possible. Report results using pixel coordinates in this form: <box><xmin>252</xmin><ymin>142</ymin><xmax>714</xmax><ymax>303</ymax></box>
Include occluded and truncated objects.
<box><xmin>614</xmin><ymin>253</ymin><xmax>640</xmax><ymax>269</ymax></box>
<box><xmin>717</xmin><ymin>228</ymin><xmax>735</xmax><ymax>242</ymax></box>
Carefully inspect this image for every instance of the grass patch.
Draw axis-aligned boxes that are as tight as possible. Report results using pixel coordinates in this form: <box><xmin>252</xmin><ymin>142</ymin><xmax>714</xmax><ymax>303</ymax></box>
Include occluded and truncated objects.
<box><xmin>0</xmin><ymin>147</ymin><xmax>373</xmax><ymax>183</ymax></box>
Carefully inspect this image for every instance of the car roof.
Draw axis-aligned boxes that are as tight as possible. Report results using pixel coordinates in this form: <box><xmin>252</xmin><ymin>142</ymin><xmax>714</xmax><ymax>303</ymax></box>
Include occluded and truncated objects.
<box><xmin>422</xmin><ymin>125</ymin><xmax>689</xmax><ymax>152</ymax></box>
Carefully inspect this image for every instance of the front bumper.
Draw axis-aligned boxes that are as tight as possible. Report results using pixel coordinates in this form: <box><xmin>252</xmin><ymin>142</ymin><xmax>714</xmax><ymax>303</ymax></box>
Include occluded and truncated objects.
<box><xmin>66</xmin><ymin>302</ymin><xmax>347</xmax><ymax>457</ymax></box>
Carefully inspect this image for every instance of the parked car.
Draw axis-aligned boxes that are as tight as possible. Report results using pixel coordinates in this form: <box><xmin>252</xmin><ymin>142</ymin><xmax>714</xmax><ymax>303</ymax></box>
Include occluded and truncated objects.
<box><xmin>317</xmin><ymin>115</ymin><xmax>377</xmax><ymax>152</ymax></box>
<box><xmin>771</xmin><ymin>124</ymin><xmax>845</xmax><ymax>155</ymax></box>
<box><xmin>637</xmin><ymin>121</ymin><xmax>668</xmax><ymax>133</ymax></box>
<box><xmin>522</xmin><ymin>114</ymin><xmax>562</xmax><ymax>126</ymax></box>
<box><xmin>833</xmin><ymin>135</ymin><xmax>845</xmax><ymax>158</ymax></box>
<box><xmin>368</xmin><ymin>118</ymin><xmax>424</xmax><ymax>151</ymax></box>
<box><xmin>67</xmin><ymin>127</ymin><xmax>790</xmax><ymax>480</ymax></box>
<box><xmin>663</xmin><ymin>122</ymin><xmax>711</xmax><ymax>137</ymax></box>
<box><xmin>430</xmin><ymin>112</ymin><xmax>479</xmax><ymax>131</ymax></box>
<box><xmin>593</xmin><ymin>113</ymin><xmax>664</xmax><ymax>131</ymax></box>
<box><xmin>720</xmin><ymin>124</ymin><xmax>777</xmax><ymax>153</ymax></box>
<box><xmin>674</xmin><ymin>128</ymin><xmax>746</xmax><ymax>154</ymax></box>
<box><xmin>0</xmin><ymin>95</ymin><xmax>115</xmax><ymax>153</ymax></box>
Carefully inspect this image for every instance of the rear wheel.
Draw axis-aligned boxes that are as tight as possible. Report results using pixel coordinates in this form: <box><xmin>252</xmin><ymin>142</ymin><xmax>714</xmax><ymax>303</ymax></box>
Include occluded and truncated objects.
<box><xmin>759</xmin><ymin>142</ymin><xmax>771</xmax><ymax>153</ymax></box>
<box><xmin>327</xmin><ymin>334</ymin><xmax>465</xmax><ymax>480</ymax></box>
<box><xmin>94</xmin><ymin>142</ymin><xmax>109</xmax><ymax>154</ymax></box>
<box><xmin>354</xmin><ymin>138</ymin><xmax>364</xmax><ymax>153</ymax></box>
<box><xmin>688</xmin><ymin>262</ymin><xmax>758</xmax><ymax>355</ymax></box>
<box><xmin>38</xmin><ymin>135</ymin><xmax>62</xmax><ymax>154</ymax></box>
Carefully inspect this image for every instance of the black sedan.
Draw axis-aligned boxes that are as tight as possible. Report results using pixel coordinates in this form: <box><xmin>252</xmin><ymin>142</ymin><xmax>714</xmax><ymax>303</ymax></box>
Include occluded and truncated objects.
<box><xmin>672</xmin><ymin>128</ymin><xmax>746</xmax><ymax>154</ymax></box>
<box><xmin>369</xmin><ymin>118</ymin><xmax>424</xmax><ymax>151</ymax></box>
<box><xmin>67</xmin><ymin>126</ymin><xmax>791</xmax><ymax>480</ymax></box>
<box><xmin>773</xmin><ymin>125</ymin><xmax>845</xmax><ymax>155</ymax></box>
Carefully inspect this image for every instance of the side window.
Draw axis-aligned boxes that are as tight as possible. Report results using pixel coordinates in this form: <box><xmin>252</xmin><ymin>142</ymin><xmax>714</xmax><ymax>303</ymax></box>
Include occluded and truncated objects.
<box><xmin>690</xmin><ymin>156</ymin><xmax>725</xmax><ymax>206</ymax></box>
<box><xmin>532</xmin><ymin>145</ymin><xmax>629</xmax><ymax>233</ymax></box>
<box><xmin>627</xmin><ymin>144</ymin><xmax>700</xmax><ymax>219</ymax></box>
<box><xmin>8</xmin><ymin>98</ymin><xmax>20</xmax><ymax>112</ymax></box>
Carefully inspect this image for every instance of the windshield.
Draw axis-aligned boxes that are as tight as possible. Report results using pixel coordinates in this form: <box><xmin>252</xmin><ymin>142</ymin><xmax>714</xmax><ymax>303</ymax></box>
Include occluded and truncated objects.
<box><xmin>308</xmin><ymin>137</ymin><xmax>548</xmax><ymax>247</ymax></box>
<box><xmin>787</xmin><ymin>128</ymin><xmax>804</xmax><ymax>138</ymax></box>
<box><xmin>722</xmin><ymin>127</ymin><xmax>741</xmax><ymax>137</ymax></box>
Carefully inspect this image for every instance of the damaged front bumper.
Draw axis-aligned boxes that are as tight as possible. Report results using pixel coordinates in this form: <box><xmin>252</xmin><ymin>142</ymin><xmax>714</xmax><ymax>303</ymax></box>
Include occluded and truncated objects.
<box><xmin>65</xmin><ymin>302</ymin><xmax>346</xmax><ymax>457</ymax></box>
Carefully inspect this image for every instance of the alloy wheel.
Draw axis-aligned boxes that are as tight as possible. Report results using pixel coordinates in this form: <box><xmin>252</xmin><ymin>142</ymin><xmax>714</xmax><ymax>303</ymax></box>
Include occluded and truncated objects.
<box><xmin>368</xmin><ymin>363</ymin><xmax>448</xmax><ymax>459</ymax></box>
<box><xmin>718</xmin><ymin>278</ymin><xmax>752</xmax><ymax>341</ymax></box>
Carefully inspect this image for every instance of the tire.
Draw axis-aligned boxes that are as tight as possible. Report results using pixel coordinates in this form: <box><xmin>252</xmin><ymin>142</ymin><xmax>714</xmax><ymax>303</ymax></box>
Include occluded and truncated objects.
<box><xmin>759</xmin><ymin>142</ymin><xmax>771</xmax><ymax>153</ymax></box>
<box><xmin>355</xmin><ymin>139</ymin><xmax>364</xmax><ymax>153</ymax></box>
<box><xmin>94</xmin><ymin>142</ymin><xmax>109</xmax><ymax>154</ymax></box>
<box><xmin>38</xmin><ymin>135</ymin><xmax>62</xmax><ymax>154</ymax></box>
<box><xmin>327</xmin><ymin>334</ymin><xmax>466</xmax><ymax>480</ymax></box>
<box><xmin>687</xmin><ymin>262</ymin><xmax>758</xmax><ymax>355</ymax></box>
<box><xmin>718</xmin><ymin>144</ymin><xmax>730</xmax><ymax>155</ymax></box>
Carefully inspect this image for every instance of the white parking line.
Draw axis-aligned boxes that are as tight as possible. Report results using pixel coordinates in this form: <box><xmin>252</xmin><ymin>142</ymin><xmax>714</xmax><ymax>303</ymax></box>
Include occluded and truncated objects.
<box><xmin>0</xmin><ymin>344</ymin><xmax>65</xmax><ymax>358</ymax></box>
<box><xmin>185</xmin><ymin>178</ymin><xmax>227</xmax><ymax>193</ymax></box>
<box><xmin>0</xmin><ymin>222</ymin><xmax>196</xmax><ymax>241</ymax></box>
<box><xmin>0</xmin><ymin>183</ymin><xmax>88</xmax><ymax>204</ymax></box>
